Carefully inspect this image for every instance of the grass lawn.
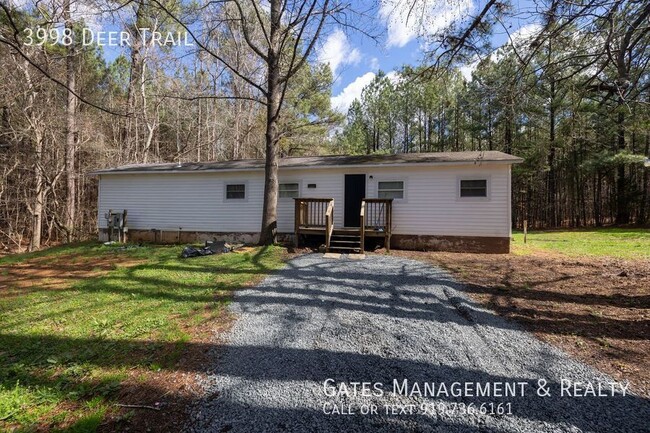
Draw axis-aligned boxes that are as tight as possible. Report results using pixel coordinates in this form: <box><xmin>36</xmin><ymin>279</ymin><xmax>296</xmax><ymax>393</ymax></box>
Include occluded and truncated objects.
<box><xmin>512</xmin><ymin>227</ymin><xmax>650</xmax><ymax>259</ymax></box>
<box><xmin>0</xmin><ymin>242</ymin><xmax>286</xmax><ymax>432</ymax></box>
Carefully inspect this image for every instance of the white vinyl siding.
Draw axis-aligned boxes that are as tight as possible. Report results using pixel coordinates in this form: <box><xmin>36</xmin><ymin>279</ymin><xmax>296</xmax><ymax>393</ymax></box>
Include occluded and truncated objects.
<box><xmin>98</xmin><ymin>163</ymin><xmax>512</xmax><ymax>238</ymax></box>
<box><xmin>98</xmin><ymin>172</ymin><xmax>263</xmax><ymax>233</ymax></box>
<box><xmin>366</xmin><ymin>165</ymin><xmax>511</xmax><ymax>237</ymax></box>
<box><xmin>275</xmin><ymin>171</ymin><xmax>344</xmax><ymax>233</ymax></box>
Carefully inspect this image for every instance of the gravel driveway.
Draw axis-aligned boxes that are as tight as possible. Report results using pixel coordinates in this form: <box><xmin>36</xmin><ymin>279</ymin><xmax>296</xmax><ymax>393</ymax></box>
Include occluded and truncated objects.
<box><xmin>186</xmin><ymin>254</ymin><xmax>649</xmax><ymax>433</ymax></box>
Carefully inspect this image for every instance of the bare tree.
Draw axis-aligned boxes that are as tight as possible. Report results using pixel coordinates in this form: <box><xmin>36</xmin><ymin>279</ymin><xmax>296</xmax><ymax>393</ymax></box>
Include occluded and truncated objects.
<box><xmin>63</xmin><ymin>0</ymin><xmax>78</xmax><ymax>242</ymax></box>
<box><xmin>151</xmin><ymin>0</ymin><xmax>353</xmax><ymax>244</ymax></box>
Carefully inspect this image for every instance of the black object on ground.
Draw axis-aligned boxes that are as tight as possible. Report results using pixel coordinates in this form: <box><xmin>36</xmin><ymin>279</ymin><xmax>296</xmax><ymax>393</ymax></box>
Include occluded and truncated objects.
<box><xmin>181</xmin><ymin>241</ymin><xmax>232</xmax><ymax>258</ymax></box>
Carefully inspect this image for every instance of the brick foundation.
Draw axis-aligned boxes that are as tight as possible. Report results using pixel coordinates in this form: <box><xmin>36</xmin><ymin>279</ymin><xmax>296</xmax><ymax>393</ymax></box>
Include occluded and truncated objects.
<box><xmin>390</xmin><ymin>234</ymin><xmax>510</xmax><ymax>253</ymax></box>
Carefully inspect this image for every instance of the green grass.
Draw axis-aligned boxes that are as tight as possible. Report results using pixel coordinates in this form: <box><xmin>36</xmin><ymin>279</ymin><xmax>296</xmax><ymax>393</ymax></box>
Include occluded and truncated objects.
<box><xmin>512</xmin><ymin>227</ymin><xmax>650</xmax><ymax>259</ymax></box>
<box><xmin>0</xmin><ymin>242</ymin><xmax>286</xmax><ymax>432</ymax></box>
<box><xmin>0</xmin><ymin>242</ymin><xmax>104</xmax><ymax>266</ymax></box>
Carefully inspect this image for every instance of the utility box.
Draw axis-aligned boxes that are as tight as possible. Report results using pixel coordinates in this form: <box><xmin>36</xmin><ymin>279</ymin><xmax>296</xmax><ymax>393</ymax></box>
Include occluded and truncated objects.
<box><xmin>105</xmin><ymin>209</ymin><xmax>128</xmax><ymax>243</ymax></box>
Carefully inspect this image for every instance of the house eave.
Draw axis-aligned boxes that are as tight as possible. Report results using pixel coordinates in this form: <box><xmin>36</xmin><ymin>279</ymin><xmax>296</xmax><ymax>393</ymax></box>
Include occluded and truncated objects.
<box><xmin>89</xmin><ymin>159</ymin><xmax>522</xmax><ymax>176</ymax></box>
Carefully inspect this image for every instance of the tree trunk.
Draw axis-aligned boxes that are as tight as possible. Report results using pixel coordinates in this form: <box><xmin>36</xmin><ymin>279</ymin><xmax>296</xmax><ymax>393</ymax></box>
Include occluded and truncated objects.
<box><xmin>123</xmin><ymin>2</ymin><xmax>145</xmax><ymax>155</ymax></box>
<box><xmin>258</xmin><ymin>94</ymin><xmax>280</xmax><ymax>245</ymax></box>
<box><xmin>639</xmin><ymin>133</ymin><xmax>649</xmax><ymax>223</ymax></box>
<box><xmin>258</xmin><ymin>1</ymin><xmax>282</xmax><ymax>245</ymax></box>
<box><xmin>615</xmin><ymin>109</ymin><xmax>629</xmax><ymax>224</ymax></box>
<box><xmin>64</xmin><ymin>0</ymin><xmax>77</xmax><ymax>243</ymax></box>
<box><xmin>547</xmin><ymin>78</ymin><xmax>557</xmax><ymax>227</ymax></box>
<box><xmin>29</xmin><ymin>131</ymin><xmax>44</xmax><ymax>251</ymax></box>
<box><xmin>504</xmin><ymin>96</ymin><xmax>513</xmax><ymax>155</ymax></box>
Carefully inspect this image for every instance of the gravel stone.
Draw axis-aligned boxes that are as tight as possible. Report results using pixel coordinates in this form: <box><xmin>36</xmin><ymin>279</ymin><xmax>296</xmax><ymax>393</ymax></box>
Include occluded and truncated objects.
<box><xmin>185</xmin><ymin>254</ymin><xmax>650</xmax><ymax>433</ymax></box>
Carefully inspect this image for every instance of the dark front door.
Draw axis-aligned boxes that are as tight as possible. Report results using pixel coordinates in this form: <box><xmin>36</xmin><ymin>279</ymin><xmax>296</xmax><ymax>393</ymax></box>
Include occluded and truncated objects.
<box><xmin>344</xmin><ymin>174</ymin><xmax>366</xmax><ymax>227</ymax></box>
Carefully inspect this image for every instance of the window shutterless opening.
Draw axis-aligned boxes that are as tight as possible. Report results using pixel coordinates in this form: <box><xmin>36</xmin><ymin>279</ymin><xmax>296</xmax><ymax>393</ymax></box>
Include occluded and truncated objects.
<box><xmin>279</xmin><ymin>183</ymin><xmax>299</xmax><ymax>198</ymax></box>
<box><xmin>226</xmin><ymin>184</ymin><xmax>246</xmax><ymax>199</ymax></box>
<box><xmin>378</xmin><ymin>181</ymin><xmax>404</xmax><ymax>199</ymax></box>
<box><xmin>460</xmin><ymin>179</ymin><xmax>487</xmax><ymax>197</ymax></box>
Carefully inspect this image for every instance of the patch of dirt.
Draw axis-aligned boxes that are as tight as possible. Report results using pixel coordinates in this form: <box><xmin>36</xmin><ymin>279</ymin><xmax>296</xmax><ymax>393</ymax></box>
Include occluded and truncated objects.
<box><xmin>99</xmin><ymin>247</ymin><xmax>294</xmax><ymax>432</ymax></box>
<box><xmin>0</xmin><ymin>249</ymin><xmax>220</xmax><ymax>432</ymax></box>
<box><xmin>0</xmin><ymin>253</ymin><xmax>142</xmax><ymax>295</ymax></box>
<box><xmin>99</xmin><ymin>308</ymin><xmax>237</xmax><ymax>433</ymax></box>
<box><xmin>392</xmin><ymin>250</ymin><xmax>650</xmax><ymax>397</ymax></box>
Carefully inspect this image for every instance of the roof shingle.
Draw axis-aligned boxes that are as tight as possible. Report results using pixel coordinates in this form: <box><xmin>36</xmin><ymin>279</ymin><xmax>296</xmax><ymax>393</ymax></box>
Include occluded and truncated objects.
<box><xmin>91</xmin><ymin>151</ymin><xmax>523</xmax><ymax>175</ymax></box>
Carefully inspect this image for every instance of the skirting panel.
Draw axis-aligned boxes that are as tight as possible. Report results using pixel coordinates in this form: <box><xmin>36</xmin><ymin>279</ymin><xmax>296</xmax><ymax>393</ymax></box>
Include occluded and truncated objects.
<box><xmin>99</xmin><ymin>230</ymin><xmax>510</xmax><ymax>253</ymax></box>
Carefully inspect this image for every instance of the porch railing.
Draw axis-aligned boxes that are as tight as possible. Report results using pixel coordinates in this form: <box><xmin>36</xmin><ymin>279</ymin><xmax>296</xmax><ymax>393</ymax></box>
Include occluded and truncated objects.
<box><xmin>360</xmin><ymin>198</ymin><xmax>393</xmax><ymax>251</ymax></box>
<box><xmin>294</xmin><ymin>198</ymin><xmax>334</xmax><ymax>248</ymax></box>
<box><xmin>295</xmin><ymin>197</ymin><xmax>392</xmax><ymax>252</ymax></box>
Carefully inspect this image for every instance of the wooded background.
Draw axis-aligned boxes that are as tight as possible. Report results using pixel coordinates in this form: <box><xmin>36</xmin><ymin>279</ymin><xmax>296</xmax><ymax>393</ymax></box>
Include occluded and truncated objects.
<box><xmin>1</xmin><ymin>0</ymin><xmax>648</xmax><ymax>251</ymax></box>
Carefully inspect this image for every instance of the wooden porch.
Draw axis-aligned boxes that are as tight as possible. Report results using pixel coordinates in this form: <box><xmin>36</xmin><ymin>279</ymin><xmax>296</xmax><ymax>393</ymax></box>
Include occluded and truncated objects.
<box><xmin>294</xmin><ymin>198</ymin><xmax>393</xmax><ymax>253</ymax></box>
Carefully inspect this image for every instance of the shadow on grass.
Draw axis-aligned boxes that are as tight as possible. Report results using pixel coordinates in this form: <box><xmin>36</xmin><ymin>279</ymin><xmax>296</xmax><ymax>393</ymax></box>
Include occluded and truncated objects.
<box><xmin>0</xmin><ymin>244</ymin><xmax>285</xmax><ymax>430</ymax></box>
<box><xmin>1</xmin><ymin>245</ymin><xmax>280</xmax><ymax>318</ymax></box>
<box><xmin>2</xmin><ymin>250</ymin><xmax>649</xmax><ymax>432</ymax></box>
<box><xmin>2</xmin><ymin>334</ymin><xmax>648</xmax><ymax>432</ymax></box>
<box><xmin>0</xmin><ymin>241</ymin><xmax>105</xmax><ymax>266</ymax></box>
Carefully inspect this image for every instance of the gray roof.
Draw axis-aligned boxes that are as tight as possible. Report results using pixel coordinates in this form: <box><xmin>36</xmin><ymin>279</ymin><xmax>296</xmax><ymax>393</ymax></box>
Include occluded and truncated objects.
<box><xmin>91</xmin><ymin>151</ymin><xmax>523</xmax><ymax>175</ymax></box>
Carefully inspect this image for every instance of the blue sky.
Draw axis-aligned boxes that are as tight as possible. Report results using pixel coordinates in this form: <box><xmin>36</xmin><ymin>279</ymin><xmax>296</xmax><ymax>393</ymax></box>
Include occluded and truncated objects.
<box><xmin>320</xmin><ymin>0</ymin><xmax>539</xmax><ymax>113</ymax></box>
<box><xmin>320</xmin><ymin>0</ymin><xmax>476</xmax><ymax>112</ymax></box>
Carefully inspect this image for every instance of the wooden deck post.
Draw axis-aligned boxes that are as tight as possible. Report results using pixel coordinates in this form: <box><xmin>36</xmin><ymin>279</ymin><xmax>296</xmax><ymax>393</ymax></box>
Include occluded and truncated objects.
<box><xmin>386</xmin><ymin>200</ymin><xmax>392</xmax><ymax>252</ymax></box>
<box><xmin>325</xmin><ymin>200</ymin><xmax>334</xmax><ymax>252</ymax></box>
<box><xmin>523</xmin><ymin>219</ymin><xmax>528</xmax><ymax>244</ymax></box>
<box><xmin>360</xmin><ymin>201</ymin><xmax>365</xmax><ymax>252</ymax></box>
<box><xmin>294</xmin><ymin>199</ymin><xmax>301</xmax><ymax>247</ymax></box>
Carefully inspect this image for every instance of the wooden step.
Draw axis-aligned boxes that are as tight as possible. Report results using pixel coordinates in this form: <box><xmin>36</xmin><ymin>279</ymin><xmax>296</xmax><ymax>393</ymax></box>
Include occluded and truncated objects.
<box><xmin>329</xmin><ymin>245</ymin><xmax>361</xmax><ymax>252</ymax></box>
<box><xmin>328</xmin><ymin>226</ymin><xmax>362</xmax><ymax>253</ymax></box>
<box><xmin>330</xmin><ymin>240</ymin><xmax>360</xmax><ymax>245</ymax></box>
<box><xmin>332</xmin><ymin>229</ymin><xmax>361</xmax><ymax>235</ymax></box>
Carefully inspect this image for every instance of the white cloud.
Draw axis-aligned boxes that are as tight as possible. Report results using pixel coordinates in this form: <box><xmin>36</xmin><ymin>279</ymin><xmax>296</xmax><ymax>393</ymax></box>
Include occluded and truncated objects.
<box><xmin>317</xmin><ymin>29</ymin><xmax>361</xmax><ymax>76</ymax></box>
<box><xmin>379</xmin><ymin>0</ymin><xmax>473</xmax><ymax>48</ymax></box>
<box><xmin>492</xmin><ymin>23</ymin><xmax>542</xmax><ymax>61</ymax></box>
<box><xmin>331</xmin><ymin>72</ymin><xmax>376</xmax><ymax>113</ymax></box>
<box><xmin>385</xmin><ymin>70</ymin><xmax>400</xmax><ymax>84</ymax></box>
<box><xmin>509</xmin><ymin>23</ymin><xmax>542</xmax><ymax>47</ymax></box>
<box><xmin>331</xmin><ymin>71</ymin><xmax>400</xmax><ymax>113</ymax></box>
<box><xmin>459</xmin><ymin>23</ymin><xmax>542</xmax><ymax>81</ymax></box>
<box><xmin>369</xmin><ymin>57</ymin><xmax>380</xmax><ymax>71</ymax></box>
<box><xmin>459</xmin><ymin>58</ymin><xmax>479</xmax><ymax>81</ymax></box>
<box><xmin>483</xmin><ymin>22</ymin><xmax>543</xmax><ymax>64</ymax></box>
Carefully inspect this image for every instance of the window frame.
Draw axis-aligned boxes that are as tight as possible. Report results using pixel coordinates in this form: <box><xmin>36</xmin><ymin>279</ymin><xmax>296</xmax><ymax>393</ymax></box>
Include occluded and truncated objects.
<box><xmin>278</xmin><ymin>181</ymin><xmax>301</xmax><ymax>200</ymax></box>
<box><xmin>376</xmin><ymin>179</ymin><xmax>406</xmax><ymax>201</ymax></box>
<box><xmin>457</xmin><ymin>176</ymin><xmax>490</xmax><ymax>201</ymax></box>
<box><xmin>224</xmin><ymin>182</ymin><xmax>248</xmax><ymax>201</ymax></box>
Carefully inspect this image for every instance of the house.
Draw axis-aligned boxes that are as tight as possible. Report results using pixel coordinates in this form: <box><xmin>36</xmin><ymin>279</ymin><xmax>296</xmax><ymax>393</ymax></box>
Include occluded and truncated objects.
<box><xmin>91</xmin><ymin>151</ymin><xmax>523</xmax><ymax>253</ymax></box>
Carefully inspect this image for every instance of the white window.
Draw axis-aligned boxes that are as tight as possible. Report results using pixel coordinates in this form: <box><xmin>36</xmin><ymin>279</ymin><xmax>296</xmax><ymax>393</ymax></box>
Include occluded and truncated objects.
<box><xmin>279</xmin><ymin>183</ymin><xmax>299</xmax><ymax>198</ymax></box>
<box><xmin>460</xmin><ymin>179</ymin><xmax>487</xmax><ymax>198</ymax></box>
<box><xmin>378</xmin><ymin>181</ymin><xmax>404</xmax><ymax>199</ymax></box>
<box><xmin>226</xmin><ymin>183</ymin><xmax>246</xmax><ymax>199</ymax></box>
